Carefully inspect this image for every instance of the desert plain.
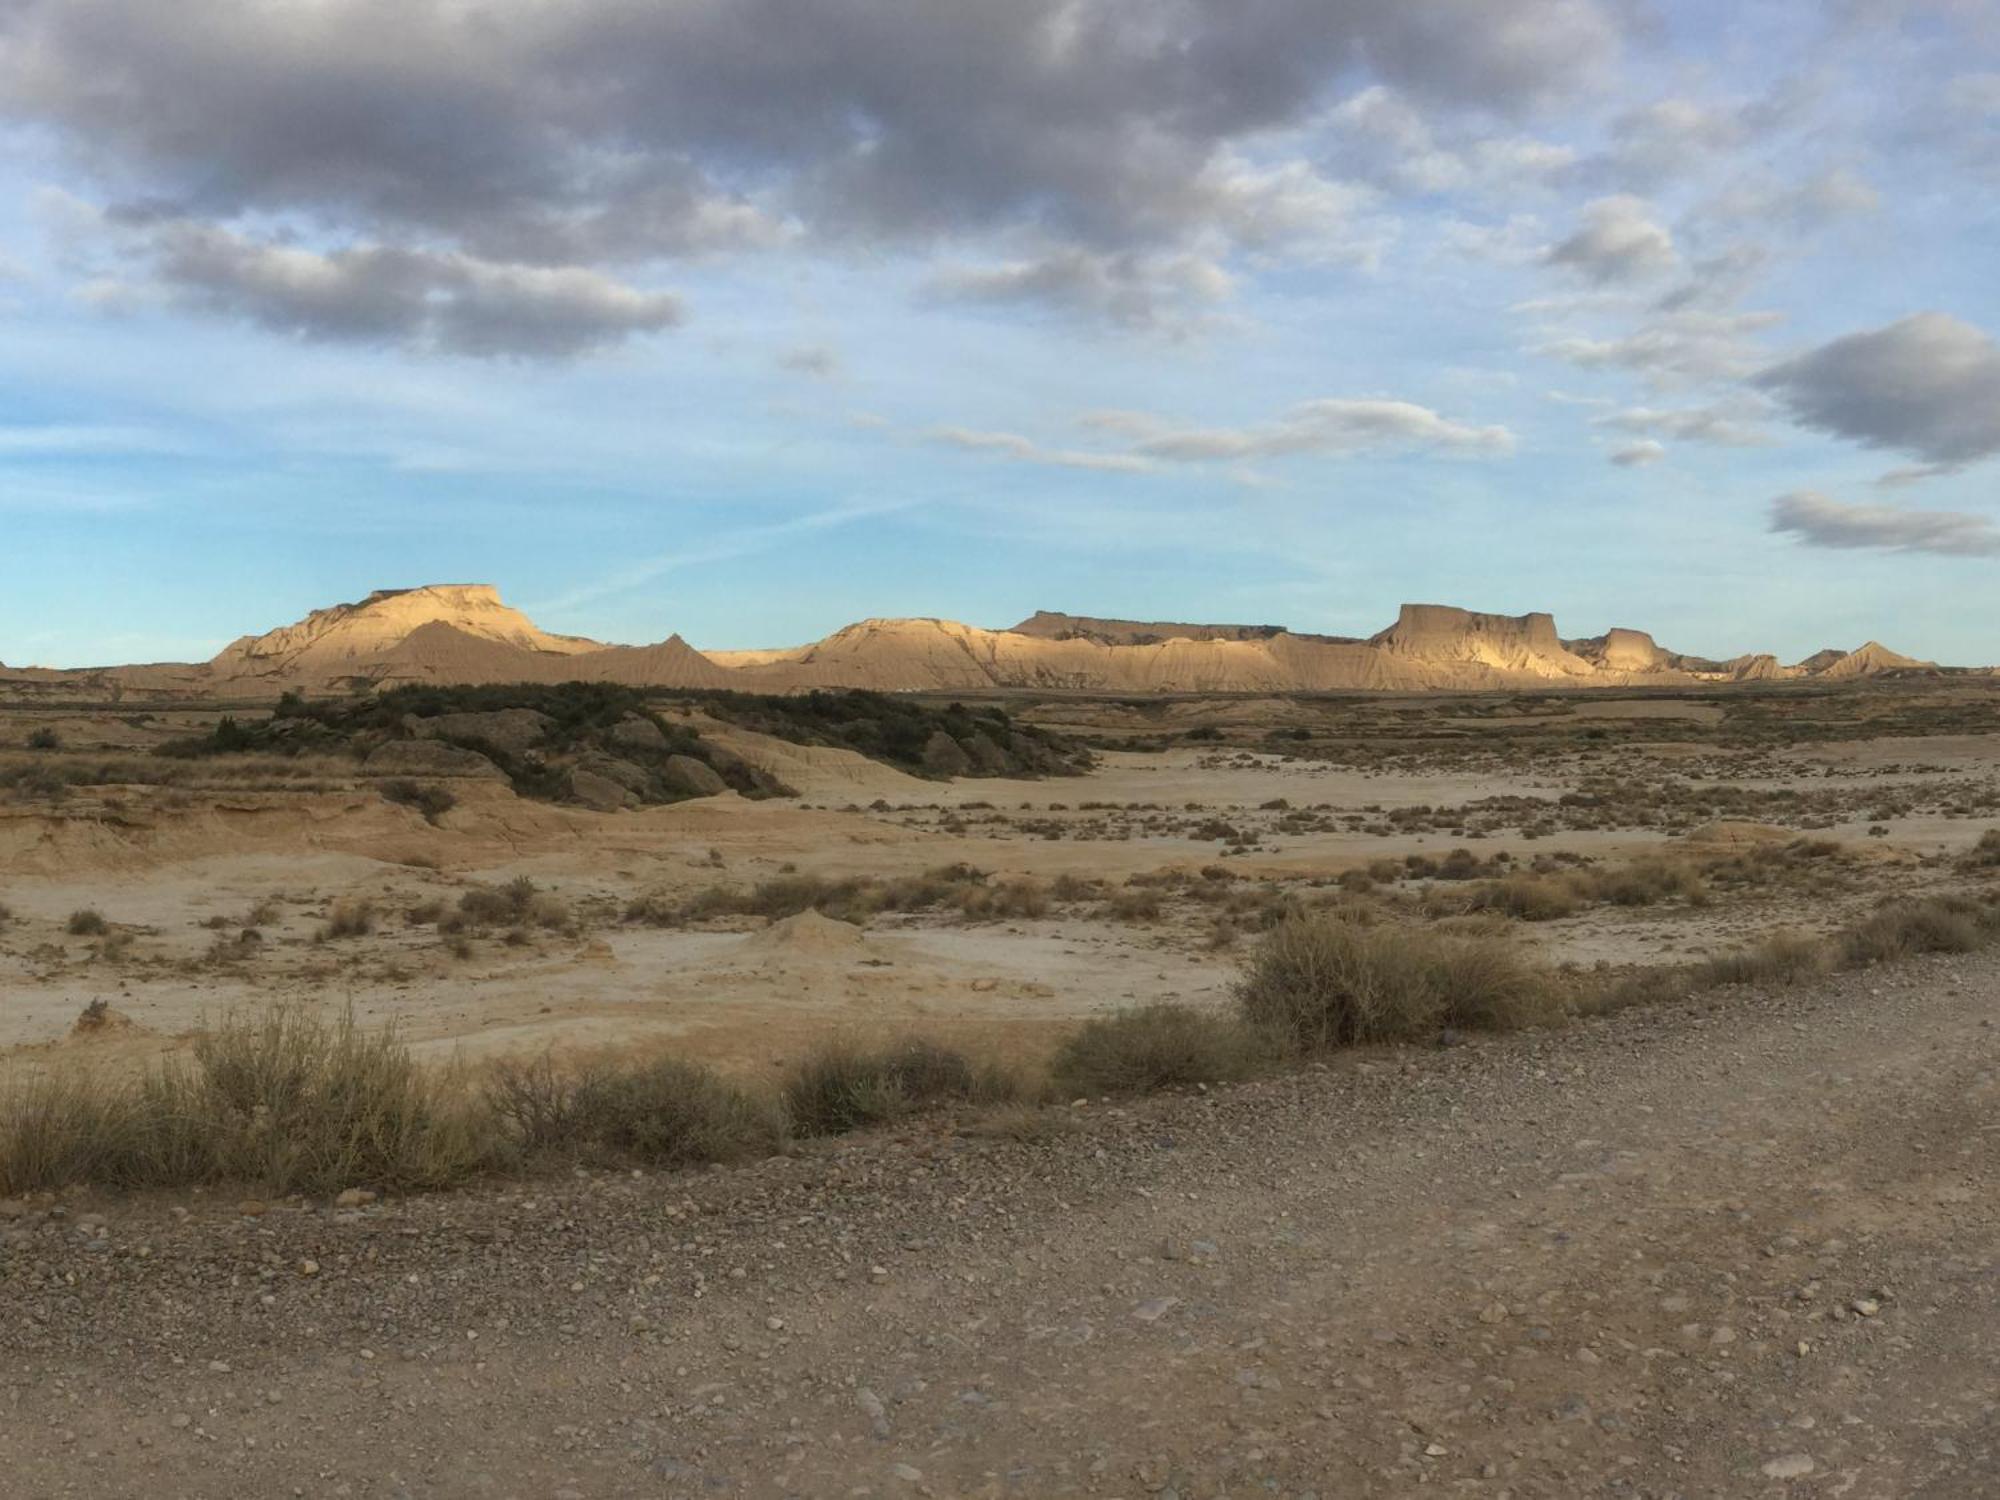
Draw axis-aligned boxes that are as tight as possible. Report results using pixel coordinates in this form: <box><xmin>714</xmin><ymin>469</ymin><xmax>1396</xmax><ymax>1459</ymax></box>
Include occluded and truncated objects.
<box><xmin>3</xmin><ymin>592</ymin><xmax>1999</xmax><ymax>1498</ymax></box>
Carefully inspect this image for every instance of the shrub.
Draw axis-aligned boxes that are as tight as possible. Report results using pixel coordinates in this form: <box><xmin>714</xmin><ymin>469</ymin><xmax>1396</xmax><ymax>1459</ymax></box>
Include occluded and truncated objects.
<box><xmin>0</xmin><ymin>1008</ymin><xmax>490</xmax><ymax>1196</ymax></box>
<box><xmin>1966</xmin><ymin>829</ymin><xmax>2000</xmax><ymax>869</ymax></box>
<box><xmin>317</xmin><ymin>898</ymin><xmax>376</xmax><ymax>940</ymax></box>
<box><xmin>1840</xmin><ymin>896</ymin><xmax>1993</xmax><ymax>965</ymax></box>
<box><xmin>1052</xmin><ymin>1003</ymin><xmax>1279</xmax><ymax>1096</ymax></box>
<box><xmin>1461</xmin><ymin>873</ymin><xmax>1581</xmax><ymax>922</ymax></box>
<box><xmin>782</xmin><ymin>1037</ymin><xmax>1014</xmax><ymax>1136</ymax></box>
<box><xmin>1238</xmin><ymin>913</ymin><xmax>1555</xmax><ymax>1049</ymax></box>
<box><xmin>487</xmin><ymin>1052</ymin><xmax>785</xmax><ymax>1167</ymax></box>
<box><xmin>26</xmin><ymin>727</ymin><xmax>61</xmax><ymax>750</ymax></box>
<box><xmin>65</xmin><ymin>909</ymin><xmax>108</xmax><ymax>937</ymax></box>
<box><xmin>1698</xmin><ymin>932</ymin><xmax>1835</xmax><ymax>988</ymax></box>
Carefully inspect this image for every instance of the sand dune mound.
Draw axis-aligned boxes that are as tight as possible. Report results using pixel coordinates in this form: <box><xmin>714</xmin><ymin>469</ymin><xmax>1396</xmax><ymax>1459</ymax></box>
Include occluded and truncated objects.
<box><xmin>740</xmin><ymin>910</ymin><xmax>874</xmax><ymax>959</ymax></box>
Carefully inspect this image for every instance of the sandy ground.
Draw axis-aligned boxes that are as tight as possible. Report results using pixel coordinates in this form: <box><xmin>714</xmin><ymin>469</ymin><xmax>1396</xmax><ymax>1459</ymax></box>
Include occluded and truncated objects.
<box><xmin>3</xmin><ymin>719</ymin><xmax>1996</xmax><ymax>1072</ymax></box>
<box><xmin>3</xmin><ymin>943</ymin><xmax>1996</xmax><ymax>1496</ymax></box>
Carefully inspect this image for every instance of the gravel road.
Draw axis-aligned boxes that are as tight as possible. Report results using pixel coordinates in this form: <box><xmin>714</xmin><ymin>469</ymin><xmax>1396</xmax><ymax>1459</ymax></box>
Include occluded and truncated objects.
<box><xmin>4</xmin><ymin>951</ymin><xmax>1996</xmax><ymax>1498</ymax></box>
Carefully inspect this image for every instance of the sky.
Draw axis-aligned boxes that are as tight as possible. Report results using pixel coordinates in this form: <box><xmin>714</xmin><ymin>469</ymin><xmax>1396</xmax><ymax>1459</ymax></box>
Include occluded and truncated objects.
<box><xmin>1</xmin><ymin>0</ymin><xmax>1998</xmax><ymax>668</ymax></box>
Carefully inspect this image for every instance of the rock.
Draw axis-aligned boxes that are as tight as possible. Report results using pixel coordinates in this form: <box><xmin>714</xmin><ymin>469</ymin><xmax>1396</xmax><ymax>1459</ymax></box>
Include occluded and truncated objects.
<box><xmin>1851</xmin><ymin>1298</ymin><xmax>1881</xmax><ymax>1317</ymax></box>
<box><xmin>575</xmin><ymin>753</ymin><xmax>653</xmax><ymax>794</ymax></box>
<box><xmin>661</xmin><ymin>754</ymin><xmax>728</xmax><ymax>798</ymax></box>
<box><xmin>609</xmin><ymin>715</ymin><xmax>669</xmax><ymax>751</ymax></box>
<box><xmin>363</xmin><ymin>740</ymin><xmax>507</xmax><ymax>780</ymax></box>
<box><xmin>1132</xmin><ymin>1297</ymin><xmax>1179</xmax><ymax>1323</ymax></box>
<box><xmin>921</xmin><ymin>730</ymin><xmax>974</xmax><ymax>777</ymax></box>
<box><xmin>333</xmin><ymin>1188</ymin><xmax>376</xmax><ymax>1209</ymax></box>
<box><xmin>1478</xmin><ymin>1301</ymin><xmax>1510</xmax><ymax>1324</ymax></box>
<box><xmin>1762</xmin><ymin>1454</ymin><xmax>1815</xmax><ymax>1479</ymax></box>
<box><xmin>410</xmin><ymin>709</ymin><xmax>552</xmax><ymax>759</ymax></box>
<box><xmin>568</xmin><ymin>768</ymin><xmax>639</xmax><ymax>812</ymax></box>
<box><xmin>857</xmin><ymin>1387</ymin><xmax>890</xmax><ymax>1437</ymax></box>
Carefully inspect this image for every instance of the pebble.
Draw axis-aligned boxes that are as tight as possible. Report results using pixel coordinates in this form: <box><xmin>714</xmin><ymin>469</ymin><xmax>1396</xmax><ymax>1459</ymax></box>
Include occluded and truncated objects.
<box><xmin>1762</xmin><ymin>1453</ymin><xmax>1815</xmax><ymax>1479</ymax></box>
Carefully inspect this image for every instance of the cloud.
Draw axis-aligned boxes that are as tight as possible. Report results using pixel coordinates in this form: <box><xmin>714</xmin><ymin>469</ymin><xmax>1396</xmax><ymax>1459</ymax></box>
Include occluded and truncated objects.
<box><xmin>1537</xmin><ymin>309</ymin><xmax>1784</xmax><ymax>384</ymax></box>
<box><xmin>1756</xmin><ymin>313</ymin><xmax>2000</xmax><ymax>466</ymax></box>
<box><xmin>1544</xmin><ymin>196</ymin><xmax>1679</xmax><ymax>283</ymax></box>
<box><xmin>1770</xmin><ymin>490</ymin><xmax>2000</xmax><ymax>556</ymax></box>
<box><xmin>1609</xmin><ymin>439</ymin><xmax>1665</xmax><ymax>466</ymax></box>
<box><xmin>931</xmin><ymin>247</ymin><xmax>1235</xmax><ymax>331</ymax></box>
<box><xmin>1095</xmin><ymin>399</ymin><xmax>1515</xmax><ymax>461</ymax></box>
<box><xmin>1322</xmin><ymin>86</ymin><xmax>1574</xmax><ymax>196</ymax></box>
<box><xmin>925</xmin><ymin>427</ymin><xmax>1158</xmax><ymax>475</ymax></box>
<box><xmin>0</xmin><ymin>0</ymin><xmax>1622</xmax><ymax>344</ymax></box>
<box><xmin>1594</xmin><ymin>400</ymin><xmax>1772</xmax><ymax>447</ymax></box>
<box><xmin>779</xmin><ymin>345</ymin><xmax>840</xmax><ymax>378</ymax></box>
<box><xmin>120</xmin><ymin>221</ymin><xmax>683</xmax><ymax>358</ymax></box>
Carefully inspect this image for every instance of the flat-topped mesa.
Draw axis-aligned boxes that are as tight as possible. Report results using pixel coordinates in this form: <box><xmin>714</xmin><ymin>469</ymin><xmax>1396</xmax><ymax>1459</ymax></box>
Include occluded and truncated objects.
<box><xmin>1010</xmin><ymin>610</ymin><xmax>1293</xmax><ymax>647</ymax></box>
<box><xmin>1371</xmin><ymin>603</ymin><xmax>1595</xmax><ymax>676</ymax></box>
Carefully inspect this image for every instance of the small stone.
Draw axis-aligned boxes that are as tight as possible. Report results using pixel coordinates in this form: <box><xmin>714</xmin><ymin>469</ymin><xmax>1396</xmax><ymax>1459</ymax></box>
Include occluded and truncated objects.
<box><xmin>333</xmin><ymin>1189</ymin><xmax>376</xmax><ymax>1209</ymax></box>
<box><xmin>1762</xmin><ymin>1454</ymin><xmax>1815</xmax><ymax>1479</ymax></box>
<box><xmin>1132</xmin><ymin>1298</ymin><xmax>1178</xmax><ymax>1323</ymax></box>
<box><xmin>1478</xmin><ymin>1301</ymin><xmax>1509</xmax><ymax>1325</ymax></box>
<box><xmin>298</xmin><ymin>1260</ymin><xmax>319</xmax><ymax>1277</ymax></box>
<box><xmin>891</xmin><ymin>1464</ymin><xmax>923</xmax><ymax>1483</ymax></box>
<box><xmin>1851</xmin><ymin>1298</ymin><xmax>1880</xmax><ymax>1317</ymax></box>
<box><xmin>766</xmin><ymin>1316</ymin><xmax>785</xmax><ymax>1332</ymax></box>
<box><xmin>236</xmin><ymin>1200</ymin><xmax>268</xmax><ymax>1218</ymax></box>
<box><xmin>169</xmin><ymin>1415</ymin><xmax>191</xmax><ymax>1431</ymax></box>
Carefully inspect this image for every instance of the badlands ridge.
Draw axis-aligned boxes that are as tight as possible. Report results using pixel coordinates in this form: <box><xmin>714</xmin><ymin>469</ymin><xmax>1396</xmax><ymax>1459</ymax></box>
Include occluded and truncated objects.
<box><xmin>0</xmin><ymin>583</ymin><xmax>1950</xmax><ymax>701</ymax></box>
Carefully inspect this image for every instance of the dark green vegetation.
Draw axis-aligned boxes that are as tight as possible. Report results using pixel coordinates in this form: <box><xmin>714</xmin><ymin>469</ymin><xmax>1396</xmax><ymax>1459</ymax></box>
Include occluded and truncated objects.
<box><xmin>686</xmin><ymin>688</ymin><xmax>1092</xmax><ymax>779</ymax></box>
<box><xmin>143</xmin><ymin>683</ymin><xmax>1088</xmax><ymax>808</ymax></box>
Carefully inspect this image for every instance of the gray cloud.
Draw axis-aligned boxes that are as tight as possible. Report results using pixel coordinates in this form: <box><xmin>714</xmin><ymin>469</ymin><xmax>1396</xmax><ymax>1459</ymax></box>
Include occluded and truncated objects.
<box><xmin>1770</xmin><ymin>490</ymin><xmax>2000</xmax><ymax>555</ymax></box>
<box><xmin>931</xmin><ymin>247</ymin><xmax>1235</xmax><ymax>332</ymax></box>
<box><xmin>1609</xmin><ymin>439</ymin><xmax>1665</xmax><ymax>466</ymax></box>
<box><xmin>132</xmin><ymin>221</ymin><xmax>682</xmax><ymax>357</ymax></box>
<box><xmin>0</xmin><ymin>0</ymin><xmax>1620</xmax><ymax>343</ymax></box>
<box><xmin>1595</xmin><ymin>399</ymin><xmax>1772</xmax><ymax>446</ymax></box>
<box><xmin>779</xmin><ymin>345</ymin><xmax>841</xmax><ymax>378</ymax></box>
<box><xmin>1544</xmin><ymin>195</ymin><xmax>1678</xmax><ymax>283</ymax></box>
<box><xmin>1756</xmin><ymin>313</ymin><xmax>2000</xmax><ymax>465</ymax></box>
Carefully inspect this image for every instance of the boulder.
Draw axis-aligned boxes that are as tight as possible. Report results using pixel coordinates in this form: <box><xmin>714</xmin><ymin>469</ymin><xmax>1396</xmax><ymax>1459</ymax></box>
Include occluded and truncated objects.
<box><xmin>609</xmin><ymin>715</ymin><xmax>670</xmax><ymax>751</ymax></box>
<box><xmin>921</xmin><ymin>730</ymin><xmax>974</xmax><ymax>777</ymax></box>
<box><xmin>411</xmin><ymin>708</ymin><xmax>553</xmax><ymax>759</ymax></box>
<box><xmin>662</xmin><ymin>754</ymin><xmax>728</xmax><ymax>797</ymax></box>
<box><xmin>363</xmin><ymin>740</ymin><xmax>507</xmax><ymax>779</ymax></box>
<box><xmin>576</xmin><ymin>752</ymin><xmax>653</xmax><ymax>795</ymax></box>
<box><xmin>568</xmin><ymin>767</ymin><xmax>638</xmax><ymax>811</ymax></box>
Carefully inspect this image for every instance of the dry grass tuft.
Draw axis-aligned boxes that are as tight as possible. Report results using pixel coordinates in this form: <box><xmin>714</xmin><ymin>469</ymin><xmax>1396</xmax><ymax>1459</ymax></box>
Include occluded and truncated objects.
<box><xmin>0</xmin><ymin>1008</ymin><xmax>489</xmax><ymax>1197</ymax></box>
<box><xmin>486</xmin><ymin>1052</ymin><xmax>785</xmax><ymax>1168</ymax></box>
<box><xmin>1052</xmin><ymin>1003</ymin><xmax>1279</xmax><ymax>1096</ymax></box>
<box><xmin>1238</xmin><ymin>912</ymin><xmax>1558</xmax><ymax>1049</ymax></box>
<box><xmin>782</xmin><ymin>1037</ymin><xmax>1019</xmax><ymax>1136</ymax></box>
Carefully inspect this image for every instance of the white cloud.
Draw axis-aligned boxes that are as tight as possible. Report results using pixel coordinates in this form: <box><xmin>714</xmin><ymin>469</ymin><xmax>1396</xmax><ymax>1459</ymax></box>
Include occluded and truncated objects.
<box><xmin>1609</xmin><ymin>439</ymin><xmax>1665</xmax><ymax>466</ymax></box>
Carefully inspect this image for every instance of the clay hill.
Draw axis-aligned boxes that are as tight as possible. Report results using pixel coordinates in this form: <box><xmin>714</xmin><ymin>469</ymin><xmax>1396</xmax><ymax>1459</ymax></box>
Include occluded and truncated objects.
<box><xmin>0</xmin><ymin>585</ymin><xmax>1956</xmax><ymax>703</ymax></box>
